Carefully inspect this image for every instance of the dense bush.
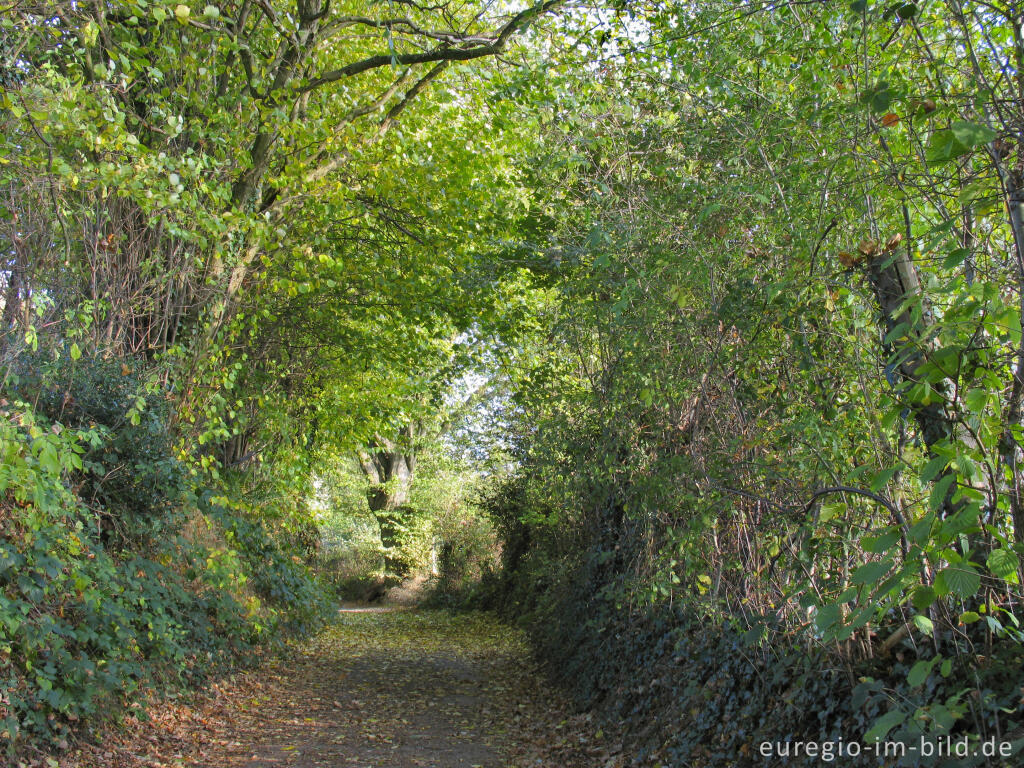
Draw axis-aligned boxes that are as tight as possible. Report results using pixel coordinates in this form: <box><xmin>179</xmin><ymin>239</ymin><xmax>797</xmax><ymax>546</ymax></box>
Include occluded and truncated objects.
<box><xmin>6</xmin><ymin>352</ymin><xmax>187</xmax><ymax>546</ymax></box>
<box><xmin>481</xmin><ymin>480</ymin><xmax>1024</xmax><ymax>767</ymax></box>
<box><xmin>206</xmin><ymin>497</ymin><xmax>330</xmax><ymax>636</ymax></box>
<box><xmin>0</xmin><ymin>372</ymin><xmax>328</xmax><ymax>757</ymax></box>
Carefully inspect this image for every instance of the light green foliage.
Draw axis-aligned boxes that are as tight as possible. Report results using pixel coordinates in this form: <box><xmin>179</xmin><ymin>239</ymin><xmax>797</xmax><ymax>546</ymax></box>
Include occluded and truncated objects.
<box><xmin>2</xmin><ymin>0</ymin><xmax>1024</xmax><ymax>762</ymax></box>
<box><xmin>472</xmin><ymin>1</ymin><xmax>1024</xmax><ymax>761</ymax></box>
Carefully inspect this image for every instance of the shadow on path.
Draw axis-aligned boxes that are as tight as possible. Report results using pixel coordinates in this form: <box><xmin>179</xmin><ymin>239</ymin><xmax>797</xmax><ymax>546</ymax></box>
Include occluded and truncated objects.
<box><xmin>182</xmin><ymin>609</ymin><xmax>609</xmax><ymax>768</ymax></box>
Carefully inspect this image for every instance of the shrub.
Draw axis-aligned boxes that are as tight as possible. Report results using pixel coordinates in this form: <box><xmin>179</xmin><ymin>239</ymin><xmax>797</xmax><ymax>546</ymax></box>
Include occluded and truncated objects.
<box><xmin>0</xmin><ymin>391</ymin><xmax>329</xmax><ymax>758</ymax></box>
<box><xmin>6</xmin><ymin>351</ymin><xmax>186</xmax><ymax>547</ymax></box>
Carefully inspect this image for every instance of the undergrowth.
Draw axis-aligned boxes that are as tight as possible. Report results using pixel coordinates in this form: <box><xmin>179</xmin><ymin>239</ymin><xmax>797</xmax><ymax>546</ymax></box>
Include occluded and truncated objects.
<box><xmin>0</xmin><ymin>355</ymin><xmax>330</xmax><ymax>759</ymax></box>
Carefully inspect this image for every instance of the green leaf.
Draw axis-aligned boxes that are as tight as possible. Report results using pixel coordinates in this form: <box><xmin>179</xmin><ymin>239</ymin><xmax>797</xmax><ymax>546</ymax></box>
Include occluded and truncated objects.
<box><xmin>927</xmin><ymin>122</ymin><xmax>997</xmax><ymax>164</ymax></box>
<box><xmin>907</xmin><ymin>657</ymin><xmax>938</xmax><ymax>687</ymax></box>
<box><xmin>939</xmin><ymin>565</ymin><xmax>981</xmax><ymax>598</ymax></box>
<box><xmin>987</xmin><ymin>548</ymin><xmax>1020</xmax><ymax>579</ymax></box>
<box><xmin>913</xmin><ymin>614</ymin><xmax>935</xmax><ymax>636</ymax></box>
<box><xmin>83</xmin><ymin>20</ymin><xmax>99</xmax><ymax>46</ymax></box>
<box><xmin>38</xmin><ymin>442</ymin><xmax>61</xmax><ymax>475</ymax></box>
<box><xmin>819</xmin><ymin>500</ymin><xmax>845</xmax><ymax>523</ymax></box>
<box><xmin>69</xmin><ymin>342</ymin><xmax>81</xmax><ymax>361</ymax></box>
<box><xmin>865</xmin><ymin>709</ymin><xmax>905</xmax><ymax>742</ymax></box>
<box><xmin>959</xmin><ymin>611</ymin><xmax>981</xmax><ymax>624</ymax></box>
<box><xmin>911</xmin><ymin>585</ymin><xmax>935</xmax><ymax>612</ymax></box>
<box><xmin>866</xmin><ymin>529</ymin><xmax>900</xmax><ymax>555</ymax></box>
<box><xmin>943</xmin><ymin>248</ymin><xmax>969</xmax><ymax>269</ymax></box>
<box><xmin>815</xmin><ymin>603</ymin><xmax>841</xmax><ymax>633</ymax></box>
<box><xmin>860</xmin><ymin>81</ymin><xmax>892</xmax><ymax>113</ymax></box>
<box><xmin>926</xmin><ymin>130</ymin><xmax>966</xmax><ymax>164</ymax></box>
<box><xmin>909</xmin><ymin>515</ymin><xmax>935</xmax><ymax>545</ymax></box>
<box><xmin>1003</xmin><ymin>310</ymin><xmax>1022</xmax><ymax>346</ymax></box>
<box><xmin>852</xmin><ymin>558</ymin><xmax>892</xmax><ymax>586</ymax></box>
<box><xmin>174</xmin><ymin>4</ymin><xmax>191</xmax><ymax>23</ymax></box>
<box><xmin>950</xmin><ymin>121</ymin><xmax>997</xmax><ymax>149</ymax></box>
<box><xmin>870</xmin><ymin>465</ymin><xmax>899</xmax><ymax>492</ymax></box>
<box><xmin>920</xmin><ymin>455</ymin><xmax>949</xmax><ymax>483</ymax></box>
<box><xmin>929</xmin><ymin>474</ymin><xmax>956</xmax><ymax>512</ymax></box>
<box><xmin>963</xmin><ymin>388</ymin><xmax>988</xmax><ymax>414</ymax></box>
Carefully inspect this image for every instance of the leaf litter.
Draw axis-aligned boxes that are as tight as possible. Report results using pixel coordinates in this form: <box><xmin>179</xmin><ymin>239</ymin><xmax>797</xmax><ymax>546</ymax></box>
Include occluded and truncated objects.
<box><xmin>39</xmin><ymin>609</ymin><xmax>618</xmax><ymax>768</ymax></box>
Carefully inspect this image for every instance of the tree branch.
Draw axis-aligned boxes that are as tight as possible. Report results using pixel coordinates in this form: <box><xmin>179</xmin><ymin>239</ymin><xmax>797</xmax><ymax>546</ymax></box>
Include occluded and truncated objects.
<box><xmin>300</xmin><ymin>0</ymin><xmax>565</xmax><ymax>92</ymax></box>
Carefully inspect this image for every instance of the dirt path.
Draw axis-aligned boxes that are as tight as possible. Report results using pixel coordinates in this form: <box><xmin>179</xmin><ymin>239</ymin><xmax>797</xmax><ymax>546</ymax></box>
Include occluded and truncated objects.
<box><xmin>66</xmin><ymin>608</ymin><xmax>615</xmax><ymax>768</ymax></box>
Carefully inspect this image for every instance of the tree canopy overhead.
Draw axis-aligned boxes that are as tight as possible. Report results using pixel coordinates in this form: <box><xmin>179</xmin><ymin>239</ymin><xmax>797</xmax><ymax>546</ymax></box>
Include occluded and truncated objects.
<box><xmin>3</xmin><ymin>0</ymin><xmax>1024</xmax><ymax>763</ymax></box>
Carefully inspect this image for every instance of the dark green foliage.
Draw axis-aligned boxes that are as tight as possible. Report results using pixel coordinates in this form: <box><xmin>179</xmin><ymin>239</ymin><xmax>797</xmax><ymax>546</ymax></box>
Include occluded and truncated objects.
<box><xmin>0</xmin><ymin>394</ymin><xmax>329</xmax><ymax>757</ymax></box>
<box><xmin>7</xmin><ymin>351</ymin><xmax>186</xmax><ymax>545</ymax></box>
<box><xmin>480</xmin><ymin>479</ymin><xmax>1024</xmax><ymax>766</ymax></box>
<box><xmin>0</xmin><ymin>474</ymin><xmax>250</xmax><ymax>751</ymax></box>
<box><xmin>205</xmin><ymin>498</ymin><xmax>331</xmax><ymax>636</ymax></box>
<box><xmin>489</xmin><ymin>545</ymin><xmax>1022</xmax><ymax>765</ymax></box>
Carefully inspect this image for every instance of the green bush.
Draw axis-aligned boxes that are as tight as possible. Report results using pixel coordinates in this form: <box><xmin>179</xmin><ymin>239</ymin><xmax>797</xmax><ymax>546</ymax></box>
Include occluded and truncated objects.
<box><xmin>314</xmin><ymin>502</ymin><xmax>387</xmax><ymax>599</ymax></box>
<box><xmin>429</xmin><ymin>514</ymin><xmax>500</xmax><ymax>606</ymax></box>
<box><xmin>204</xmin><ymin>496</ymin><xmax>331</xmax><ymax>636</ymax></box>
<box><xmin>6</xmin><ymin>351</ymin><xmax>186</xmax><ymax>546</ymax></box>
<box><xmin>483</xmin><ymin>474</ymin><xmax>1024</xmax><ymax>767</ymax></box>
<box><xmin>0</xmin><ymin>391</ymin><xmax>329</xmax><ymax>758</ymax></box>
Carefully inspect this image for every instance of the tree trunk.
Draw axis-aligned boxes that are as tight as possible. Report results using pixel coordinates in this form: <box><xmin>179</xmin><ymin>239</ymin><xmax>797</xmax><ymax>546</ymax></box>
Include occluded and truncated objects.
<box><xmin>864</xmin><ymin>234</ymin><xmax>959</xmax><ymax>519</ymax></box>
<box><xmin>356</xmin><ymin>424</ymin><xmax>419</xmax><ymax>575</ymax></box>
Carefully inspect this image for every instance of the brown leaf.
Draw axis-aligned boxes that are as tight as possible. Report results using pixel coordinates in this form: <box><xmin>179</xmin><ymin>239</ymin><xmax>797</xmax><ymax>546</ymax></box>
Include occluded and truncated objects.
<box><xmin>857</xmin><ymin>239</ymin><xmax>878</xmax><ymax>257</ymax></box>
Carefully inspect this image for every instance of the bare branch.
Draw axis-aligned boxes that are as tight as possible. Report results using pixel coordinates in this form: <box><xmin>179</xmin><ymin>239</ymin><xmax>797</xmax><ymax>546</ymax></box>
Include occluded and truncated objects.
<box><xmin>301</xmin><ymin>0</ymin><xmax>565</xmax><ymax>92</ymax></box>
